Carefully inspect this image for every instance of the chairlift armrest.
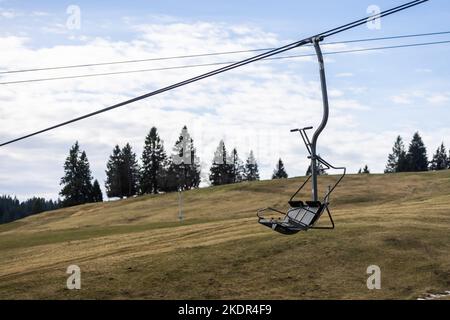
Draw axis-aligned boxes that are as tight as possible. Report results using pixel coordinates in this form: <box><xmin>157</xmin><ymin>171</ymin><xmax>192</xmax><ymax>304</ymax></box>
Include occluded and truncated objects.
<box><xmin>257</xmin><ymin>207</ymin><xmax>286</xmax><ymax>219</ymax></box>
<box><xmin>321</xmin><ymin>166</ymin><xmax>346</xmax><ymax>203</ymax></box>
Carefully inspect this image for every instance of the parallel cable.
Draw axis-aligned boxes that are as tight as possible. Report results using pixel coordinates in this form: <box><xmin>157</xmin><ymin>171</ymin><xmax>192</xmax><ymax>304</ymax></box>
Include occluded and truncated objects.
<box><xmin>0</xmin><ymin>0</ymin><xmax>430</xmax><ymax>147</ymax></box>
<box><xmin>1</xmin><ymin>39</ymin><xmax>448</xmax><ymax>85</ymax></box>
<box><xmin>0</xmin><ymin>48</ymin><xmax>271</xmax><ymax>75</ymax></box>
<box><xmin>325</xmin><ymin>30</ymin><xmax>450</xmax><ymax>45</ymax></box>
<box><xmin>2</xmin><ymin>29</ymin><xmax>447</xmax><ymax>76</ymax></box>
<box><xmin>318</xmin><ymin>0</ymin><xmax>429</xmax><ymax>39</ymax></box>
<box><xmin>273</xmin><ymin>39</ymin><xmax>450</xmax><ymax>60</ymax></box>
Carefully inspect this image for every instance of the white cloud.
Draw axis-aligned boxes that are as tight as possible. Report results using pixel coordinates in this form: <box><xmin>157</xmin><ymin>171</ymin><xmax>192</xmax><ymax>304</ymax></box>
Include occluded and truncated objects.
<box><xmin>392</xmin><ymin>91</ymin><xmax>449</xmax><ymax>106</ymax></box>
<box><xmin>427</xmin><ymin>94</ymin><xmax>449</xmax><ymax>105</ymax></box>
<box><xmin>0</xmin><ymin>7</ymin><xmax>19</xmax><ymax>19</ymax></box>
<box><xmin>329</xmin><ymin>89</ymin><xmax>344</xmax><ymax>97</ymax></box>
<box><xmin>346</xmin><ymin>86</ymin><xmax>368</xmax><ymax>94</ymax></box>
<box><xmin>31</xmin><ymin>11</ymin><xmax>49</xmax><ymax>17</ymax></box>
<box><xmin>335</xmin><ymin>72</ymin><xmax>353</xmax><ymax>78</ymax></box>
<box><xmin>333</xmin><ymin>99</ymin><xmax>370</xmax><ymax>110</ymax></box>
<box><xmin>0</xmin><ymin>7</ymin><xmax>49</xmax><ymax>19</ymax></box>
<box><xmin>40</xmin><ymin>23</ymin><xmax>70</xmax><ymax>35</ymax></box>
<box><xmin>415</xmin><ymin>68</ymin><xmax>432</xmax><ymax>73</ymax></box>
<box><xmin>392</xmin><ymin>94</ymin><xmax>413</xmax><ymax>105</ymax></box>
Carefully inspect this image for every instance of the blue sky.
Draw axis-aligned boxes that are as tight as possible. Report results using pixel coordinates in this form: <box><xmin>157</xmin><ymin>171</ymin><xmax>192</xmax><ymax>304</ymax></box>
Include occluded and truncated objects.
<box><xmin>0</xmin><ymin>0</ymin><xmax>449</xmax><ymax>200</ymax></box>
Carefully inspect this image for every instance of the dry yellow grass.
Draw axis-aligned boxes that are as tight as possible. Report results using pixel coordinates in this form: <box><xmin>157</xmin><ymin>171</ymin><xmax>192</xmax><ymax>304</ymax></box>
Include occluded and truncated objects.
<box><xmin>0</xmin><ymin>171</ymin><xmax>449</xmax><ymax>299</ymax></box>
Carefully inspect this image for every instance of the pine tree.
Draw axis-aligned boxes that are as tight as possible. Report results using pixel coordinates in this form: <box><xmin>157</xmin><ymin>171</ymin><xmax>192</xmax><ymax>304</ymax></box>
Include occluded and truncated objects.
<box><xmin>272</xmin><ymin>158</ymin><xmax>288</xmax><ymax>179</ymax></box>
<box><xmin>209</xmin><ymin>140</ymin><xmax>234</xmax><ymax>186</ymax></box>
<box><xmin>79</xmin><ymin>151</ymin><xmax>94</xmax><ymax>203</ymax></box>
<box><xmin>59</xmin><ymin>142</ymin><xmax>94</xmax><ymax>207</ymax></box>
<box><xmin>60</xmin><ymin>142</ymin><xmax>81</xmax><ymax>206</ymax></box>
<box><xmin>209</xmin><ymin>140</ymin><xmax>230</xmax><ymax>186</ymax></box>
<box><xmin>120</xmin><ymin>143</ymin><xmax>140</xmax><ymax>197</ymax></box>
<box><xmin>157</xmin><ymin>157</ymin><xmax>179</xmax><ymax>192</ymax></box>
<box><xmin>91</xmin><ymin>179</ymin><xmax>103</xmax><ymax>202</ymax></box>
<box><xmin>105</xmin><ymin>145</ymin><xmax>123</xmax><ymax>198</ymax></box>
<box><xmin>429</xmin><ymin>143</ymin><xmax>448</xmax><ymax>171</ymax></box>
<box><xmin>385</xmin><ymin>136</ymin><xmax>408</xmax><ymax>173</ymax></box>
<box><xmin>229</xmin><ymin>148</ymin><xmax>244</xmax><ymax>183</ymax></box>
<box><xmin>170</xmin><ymin>126</ymin><xmax>201</xmax><ymax>190</ymax></box>
<box><xmin>406</xmin><ymin>132</ymin><xmax>428</xmax><ymax>172</ymax></box>
<box><xmin>244</xmin><ymin>150</ymin><xmax>260</xmax><ymax>181</ymax></box>
<box><xmin>140</xmin><ymin>127</ymin><xmax>167</xmax><ymax>194</ymax></box>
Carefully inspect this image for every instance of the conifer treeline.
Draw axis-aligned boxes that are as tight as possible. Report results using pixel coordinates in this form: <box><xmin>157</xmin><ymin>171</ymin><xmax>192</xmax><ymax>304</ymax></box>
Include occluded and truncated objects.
<box><xmin>56</xmin><ymin>125</ymin><xmax>271</xmax><ymax>207</ymax></box>
<box><xmin>0</xmin><ymin>195</ymin><xmax>61</xmax><ymax>224</ymax></box>
<box><xmin>104</xmin><ymin>126</ymin><xmax>202</xmax><ymax>198</ymax></box>
<box><xmin>55</xmin><ymin>130</ymin><xmax>450</xmax><ymax>209</ymax></box>
<box><xmin>3</xmin><ymin>129</ymin><xmax>448</xmax><ymax>225</ymax></box>
<box><xmin>103</xmin><ymin>127</ymin><xmax>264</xmax><ymax>198</ymax></box>
<box><xmin>209</xmin><ymin>140</ymin><xmax>261</xmax><ymax>185</ymax></box>
<box><xmin>385</xmin><ymin>132</ymin><xmax>449</xmax><ymax>173</ymax></box>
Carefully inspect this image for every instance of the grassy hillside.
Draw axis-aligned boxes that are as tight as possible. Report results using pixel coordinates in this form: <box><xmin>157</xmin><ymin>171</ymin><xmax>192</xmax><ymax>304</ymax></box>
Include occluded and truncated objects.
<box><xmin>0</xmin><ymin>171</ymin><xmax>449</xmax><ymax>299</ymax></box>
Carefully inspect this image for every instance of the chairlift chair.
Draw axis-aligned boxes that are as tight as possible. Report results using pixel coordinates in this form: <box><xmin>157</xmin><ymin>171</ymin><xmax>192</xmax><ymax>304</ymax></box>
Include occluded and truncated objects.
<box><xmin>257</xmin><ymin>37</ymin><xmax>346</xmax><ymax>235</ymax></box>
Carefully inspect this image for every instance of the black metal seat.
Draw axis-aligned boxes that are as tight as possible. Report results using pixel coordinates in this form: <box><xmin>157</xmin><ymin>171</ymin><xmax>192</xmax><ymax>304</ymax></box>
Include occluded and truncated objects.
<box><xmin>257</xmin><ymin>200</ymin><xmax>329</xmax><ymax>235</ymax></box>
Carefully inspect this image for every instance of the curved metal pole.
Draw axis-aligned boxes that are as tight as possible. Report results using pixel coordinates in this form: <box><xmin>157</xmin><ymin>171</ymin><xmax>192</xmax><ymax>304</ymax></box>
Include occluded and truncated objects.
<box><xmin>310</xmin><ymin>37</ymin><xmax>329</xmax><ymax>202</ymax></box>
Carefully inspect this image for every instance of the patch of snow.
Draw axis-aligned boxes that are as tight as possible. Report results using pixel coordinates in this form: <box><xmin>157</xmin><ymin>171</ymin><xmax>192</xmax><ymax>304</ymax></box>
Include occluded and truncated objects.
<box><xmin>418</xmin><ymin>290</ymin><xmax>450</xmax><ymax>300</ymax></box>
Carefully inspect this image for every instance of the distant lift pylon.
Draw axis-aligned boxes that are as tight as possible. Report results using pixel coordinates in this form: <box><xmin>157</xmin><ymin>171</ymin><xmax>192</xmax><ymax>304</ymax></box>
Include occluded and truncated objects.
<box><xmin>257</xmin><ymin>37</ymin><xmax>346</xmax><ymax>235</ymax></box>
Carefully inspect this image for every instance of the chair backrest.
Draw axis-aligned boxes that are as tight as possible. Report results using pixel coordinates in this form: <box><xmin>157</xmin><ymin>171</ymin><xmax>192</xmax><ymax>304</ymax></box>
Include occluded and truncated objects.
<box><xmin>288</xmin><ymin>200</ymin><xmax>304</xmax><ymax>208</ymax></box>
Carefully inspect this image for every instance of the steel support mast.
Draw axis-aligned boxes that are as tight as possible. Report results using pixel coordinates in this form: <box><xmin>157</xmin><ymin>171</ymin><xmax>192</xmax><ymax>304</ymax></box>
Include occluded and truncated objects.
<box><xmin>310</xmin><ymin>37</ymin><xmax>329</xmax><ymax>202</ymax></box>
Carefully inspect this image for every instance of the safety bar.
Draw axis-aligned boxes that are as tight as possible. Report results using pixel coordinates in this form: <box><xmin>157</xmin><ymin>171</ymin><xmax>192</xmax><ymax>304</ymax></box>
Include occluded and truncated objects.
<box><xmin>315</xmin><ymin>155</ymin><xmax>346</xmax><ymax>203</ymax></box>
<box><xmin>256</xmin><ymin>207</ymin><xmax>286</xmax><ymax>219</ymax></box>
<box><xmin>291</xmin><ymin>127</ymin><xmax>313</xmax><ymax>156</ymax></box>
<box><xmin>289</xmin><ymin>175</ymin><xmax>311</xmax><ymax>203</ymax></box>
<box><xmin>290</xmin><ymin>126</ymin><xmax>313</xmax><ymax>132</ymax></box>
<box><xmin>291</xmin><ymin>125</ymin><xmax>346</xmax><ymax>203</ymax></box>
<box><xmin>286</xmin><ymin>153</ymin><xmax>345</xmax><ymax>206</ymax></box>
<box><xmin>309</xmin><ymin>206</ymin><xmax>335</xmax><ymax>230</ymax></box>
